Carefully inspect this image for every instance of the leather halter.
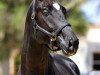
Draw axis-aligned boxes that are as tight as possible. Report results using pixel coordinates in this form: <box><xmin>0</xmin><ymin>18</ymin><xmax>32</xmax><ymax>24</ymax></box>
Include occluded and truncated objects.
<box><xmin>31</xmin><ymin>1</ymin><xmax>71</xmax><ymax>51</ymax></box>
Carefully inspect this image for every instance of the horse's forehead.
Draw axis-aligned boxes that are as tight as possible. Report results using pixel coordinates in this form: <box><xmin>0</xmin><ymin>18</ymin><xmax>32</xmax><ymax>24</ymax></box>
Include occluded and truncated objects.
<box><xmin>52</xmin><ymin>2</ymin><xmax>60</xmax><ymax>10</ymax></box>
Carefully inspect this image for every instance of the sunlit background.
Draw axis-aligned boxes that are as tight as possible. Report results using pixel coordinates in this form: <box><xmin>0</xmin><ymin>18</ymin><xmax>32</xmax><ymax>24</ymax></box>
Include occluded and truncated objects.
<box><xmin>0</xmin><ymin>0</ymin><xmax>100</xmax><ymax>75</ymax></box>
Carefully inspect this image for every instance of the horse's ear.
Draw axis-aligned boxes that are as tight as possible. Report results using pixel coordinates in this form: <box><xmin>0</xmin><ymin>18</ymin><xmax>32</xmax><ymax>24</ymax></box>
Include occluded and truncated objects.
<box><xmin>61</xmin><ymin>5</ymin><xmax>68</xmax><ymax>18</ymax></box>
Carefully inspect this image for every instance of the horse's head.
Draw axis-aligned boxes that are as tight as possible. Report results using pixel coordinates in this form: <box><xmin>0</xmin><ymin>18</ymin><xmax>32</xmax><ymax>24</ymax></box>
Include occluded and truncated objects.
<box><xmin>30</xmin><ymin>0</ymin><xmax>79</xmax><ymax>56</ymax></box>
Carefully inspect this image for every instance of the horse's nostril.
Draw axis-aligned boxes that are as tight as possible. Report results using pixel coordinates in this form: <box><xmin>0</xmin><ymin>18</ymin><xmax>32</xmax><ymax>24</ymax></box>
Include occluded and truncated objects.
<box><xmin>74</xmin><ymin>39</ymin><xmax>79</xmax><ymax>46</ymax></box>
<box><xmin>72</xmin><ymin>39</ymin><xmax>79</xmax><ymax>50</ymax></box>
<box><xmin>69</xmin><ymin>41</ymin><xmax>72</xmax><ymax>47</ymax></box>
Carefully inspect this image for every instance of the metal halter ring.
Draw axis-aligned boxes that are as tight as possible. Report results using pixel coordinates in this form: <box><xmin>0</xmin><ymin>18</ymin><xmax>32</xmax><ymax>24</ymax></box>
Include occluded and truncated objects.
<box><xmin>50</xmin><ymin>33</ymin><xmax>57</xmax><ymax>42</ymax></box>
<box><xmin>31</xmin><ymin>13</ymin><xmax>35</xmax><ymax>19</ymax></box>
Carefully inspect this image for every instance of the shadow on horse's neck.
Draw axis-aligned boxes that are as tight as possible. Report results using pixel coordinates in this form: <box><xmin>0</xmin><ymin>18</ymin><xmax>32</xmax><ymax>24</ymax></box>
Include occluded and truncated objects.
<box><xmin>21</xmin><ymin>11</ymin><xmax>49</xmax><ymax>75</ymax></box>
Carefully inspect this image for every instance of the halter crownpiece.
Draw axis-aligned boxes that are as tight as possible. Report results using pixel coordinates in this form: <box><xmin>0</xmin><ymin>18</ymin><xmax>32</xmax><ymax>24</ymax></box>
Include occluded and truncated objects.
<box><xmin>31</xmin><ymin>0</ymin><xmax>36</xmax><ymax>19</ymax></box>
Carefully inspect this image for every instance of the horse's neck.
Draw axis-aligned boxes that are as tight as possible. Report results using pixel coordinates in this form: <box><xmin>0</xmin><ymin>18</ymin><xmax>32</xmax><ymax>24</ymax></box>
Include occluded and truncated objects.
<box><xmin>21</xmin><ymin>25</ymin><xmax>49</xmax><ymax>75</ymax></box>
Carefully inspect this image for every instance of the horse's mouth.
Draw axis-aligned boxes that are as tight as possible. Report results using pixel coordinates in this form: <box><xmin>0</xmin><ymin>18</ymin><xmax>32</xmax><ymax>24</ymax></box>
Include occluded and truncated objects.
<box><xmin>49</xmin><ymin>44</ymin><xmax>77</xmax><ymax>56</ymax></box>
<box><xmin>62</xmin><ymin>46</ymin><xmax>77</xmax><ymax>56</ymax></box>
<box><xmin>58</xmin><ymin>40</ymin><xmax>79</xmax><ymax>56</ymax></box>
<box><xmin>48</xmin><ymin>43</ymin><xmax>61</xmax><ymax>51</ymax></box>
<box><xmin>52</xmin><ymin>46</ymin><xmax>59</xmax><ymax>50</ymax></box>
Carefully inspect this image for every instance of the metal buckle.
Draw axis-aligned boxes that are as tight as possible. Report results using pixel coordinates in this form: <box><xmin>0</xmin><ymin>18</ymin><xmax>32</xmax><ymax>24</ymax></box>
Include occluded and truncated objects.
<box><xmin>50</xmin><ymin>33</ymin><xmax>57</xmax><ymax>42</ymax></box>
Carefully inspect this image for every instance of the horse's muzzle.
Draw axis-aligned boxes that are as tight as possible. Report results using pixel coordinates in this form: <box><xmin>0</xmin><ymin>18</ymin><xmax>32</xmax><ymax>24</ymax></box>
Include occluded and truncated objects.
<box><xmin>57</xmin><ymin>36</ymin><xmax>79</xmax><ymax>56</ymax></box>
<box><xmin>64</xmin><ymin>39</ymin><xmax>79</xmax><ymax>56</ymax></box>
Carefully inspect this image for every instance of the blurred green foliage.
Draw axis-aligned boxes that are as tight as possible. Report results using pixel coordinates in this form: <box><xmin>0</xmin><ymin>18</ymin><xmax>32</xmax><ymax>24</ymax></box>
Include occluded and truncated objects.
<box><xmin>59</xmin><ymin>0</ymin><xmax>88</xmax><ymax>36</ymax></box>
<box><xmin>68</xmin><ymin>6</ymin><xmax>88</xmax><ymax>36</ymax></box>
<box><xmin>0</xmin><ymin>0</ymin><xmax>31</xmax><ymax>61</ymax></box>
<box><xmin>0</xmin><ymin>0</ymin><xmax>88</xmax><ymax>61</ymax></box>
<box><xmin>15</xmin><ymin>53</ymin><xmax>21</xmax><ymax>74</ymax></box>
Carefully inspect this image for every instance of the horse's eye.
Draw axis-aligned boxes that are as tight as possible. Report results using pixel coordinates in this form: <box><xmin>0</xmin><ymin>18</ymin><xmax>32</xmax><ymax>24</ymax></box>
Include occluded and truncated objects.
<box><xmin>42</xmin><ymin>7</ymin><xmax>49</xmax><ymax>16</ymax></box>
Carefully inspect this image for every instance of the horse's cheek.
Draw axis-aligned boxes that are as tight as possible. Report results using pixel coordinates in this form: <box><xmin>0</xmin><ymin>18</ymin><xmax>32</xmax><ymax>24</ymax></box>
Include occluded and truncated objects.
<box><xmin>36</xmin><ymin>31</ymin><xmax>49</xmax><ymax>44</ymax></box>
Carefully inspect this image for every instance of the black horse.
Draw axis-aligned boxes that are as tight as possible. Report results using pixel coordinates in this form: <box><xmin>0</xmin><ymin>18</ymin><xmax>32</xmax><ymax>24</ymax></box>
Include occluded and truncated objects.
<box><xmin>17</xmin><ymin>0</ymin><xmax>80</xmax><ymax>75</ymax></box>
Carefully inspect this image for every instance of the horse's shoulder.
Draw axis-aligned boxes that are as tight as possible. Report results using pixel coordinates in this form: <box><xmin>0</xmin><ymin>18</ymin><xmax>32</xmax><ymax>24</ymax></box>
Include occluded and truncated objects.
<box><xmin>50</xmin><ymin>53</ymin><xmax>80</xmax><ymax>75</ymax></box>
<box><xmin>50</xmin><ymin>53</ymin><xmax>75</xmax><ymax>64</ymax></box>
